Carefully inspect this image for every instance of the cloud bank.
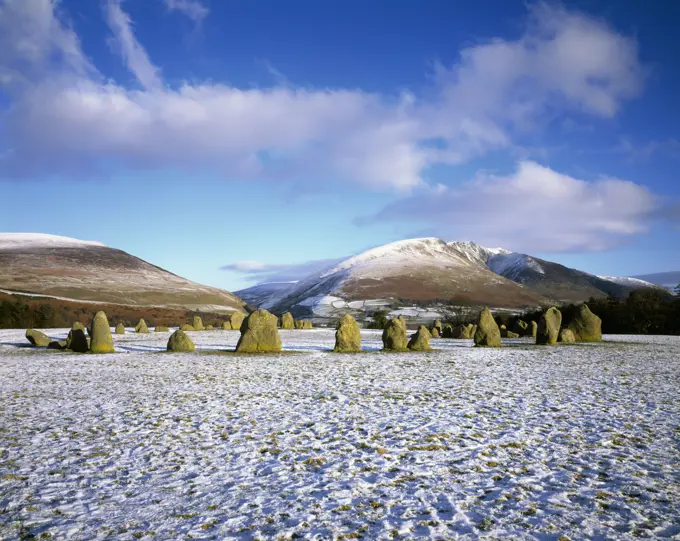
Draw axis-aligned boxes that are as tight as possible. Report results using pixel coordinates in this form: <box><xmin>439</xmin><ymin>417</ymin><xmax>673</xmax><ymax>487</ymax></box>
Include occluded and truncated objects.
<box><xmin>361</xmin><ymin>161</ymin><xmax>657</xmax><ymax>252</ymax></box>
<box><xmin>221</xmin><ymin>258</ymin><xmax>344</xmax><ymax>284</ymax></box>
<box><xmin>0</xmin><ymin>0</ymin><xmax>645</xmax><ymax>191</ymax></box>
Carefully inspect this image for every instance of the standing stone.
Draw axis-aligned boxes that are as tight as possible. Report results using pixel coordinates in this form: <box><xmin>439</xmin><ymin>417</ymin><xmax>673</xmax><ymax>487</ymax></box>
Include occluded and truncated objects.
<box><xmin>155</xmin><ymin>326</ymin><xmax>169</xmax><ymax>332</ymax></box>
<box><xmin>442</xmin><ymin>324</ymin><xmax>453</xmax><ymax>338</ymax></box>
<box><xmin>90</xmin><ymin>311</ymin><xmax>114</xmax><ymax>354</ymax></box>
<box><xmin>115</xmin><ymin>323</ymin><xmax>126</xmax><ymax>335</ymax></box>
<box><xmin>513</xmin><ymin>320</ymin><xmax>529</xmax><ymax>336</ymax></box>
<box><xmin>295</xmin><ymin>320</ymin><xmax>304</xmax><ymax>329</ymax></box>
<box><xmin>408</xmin><ymin>325</ymin><xmax>432</xmax><ymax>351</ymax></box>
<box><xmin>433</xmin><ymin>319</ymin><xmax>443</xmax><ymax>333</ymax></box>
<box><xmin>530</xmin><ymin>321</ymin><xmax>538</xmax><ymax>338</ymax></box>
<box><xmin>505</xmin><ymin>331</ymin><xmax>520</xmax><ymax>339</ymax></box>
<box><xmin>558</xmin><ymin>328</ymin><xmax>576</xmax><ymax>343</ymax></box>
<box><xmin>567</xmin><ymin>304</ymin><xmax>602</xmax><ymax>342</ymax></box>
<box><xmin>333</xmin><ymin>314</ymin><xmax>361</xmax><ymax>353</ymax></box>
<box><xmin>470</xmin><ymin>324</ymin><xmax>478</xmax><ymax>338</ymax></box>
<box><xmin>26</xmin><ymin>329</ymin><xmax>51</xmax><ymax>347</ymax></box>
<box><xmin>451</xmin><ymin>324</ymin><xmax>467</xmax><ymax>339</ymax></box>
<box><xmin>167</xmin><ymin>330</ymin><xmax>195</xmax><ymax>352</ymax></box>
<box><xmin>180</xmin><ymin>324</ymin><xmax>195</xmax><ymax>332</ymax></box>
<box><xmin>205</xmin><ymin>325</ymin><xmax>214</xmax><ymax>331</ymax></box>
<box><xmin>236</xmin><ymin>309</ymin><xmax>282</xmax><ymax>353</ymax></box>
<box><xmin>135</xmin><ymin>319</ymin><xmax>150</xmax><ymax>333</ymax></box>
<box><xmin>192</xmin><ymin>316</ymin><xmax>205</xmax><ymax>331</ymax></box>
<box><xmin>303</xmin><ymin>320</ymin><xmax>313</xmax><ymax>329</ymax></box>
<box><xmin>230</xmin><ymin>311</ymin><xmax>245</xmax><ymax>331</ymax></box>
<box><xmin>430</xmin><ymin>326</ymin><xmax>440</xmax><ymax>338</ymax></box>
<box><xmin>536</xmin><ymin>307</ymin><xmax>562</xmax><ymax>345</ymax></box>
<box><xmin>66</xmin><ymin>328</ymin><xmax>89</xmax><ymax>353</ymax></box>
<box><xmin>222</xmin><ymin>321</ymin><xmax>232</xmax><ymax>330</ymax></box>
<box><xmin>382</xmin><ymin>318</ymin><xmax>408</xmax><ymax>351</ymax></box>
<box><xmin>281</xmin><ymin>312</ymin><xmax>295</xmax><ymax>330</ymax></box>
<box><xmin>474</xmin><ymin>308</ymin><xmax>501</xmax><ymax>347</ymax></box>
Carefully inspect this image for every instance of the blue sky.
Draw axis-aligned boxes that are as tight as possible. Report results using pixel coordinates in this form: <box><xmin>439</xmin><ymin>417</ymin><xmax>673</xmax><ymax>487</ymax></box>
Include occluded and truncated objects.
<box><xmin>1</xmin><ymin>0</ymin><xmax>679</xmax><ymax>291</ymax></box>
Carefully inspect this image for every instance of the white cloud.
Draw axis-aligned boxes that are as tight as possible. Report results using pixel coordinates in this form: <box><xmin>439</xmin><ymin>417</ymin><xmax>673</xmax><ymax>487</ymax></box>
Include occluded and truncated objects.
<box><xmin>363</xmin><ymin>161</ymin><xmax>657</xmax><ymax>252</ymax></box>
<box><xmin>164</xmin><ymin>0</ymin><xmax>208</xmax><ymax>23</ymax></box>
<box><xmin>105</xmin><ymin>0</ymin><xmax>161</xmax><ymax>90</ymax></box>
<box><xmin>0</xmin><ymin>0</ymin><xmax>645</xmax><ymax>191</ymax></box>
<box><xmin>221</xmin><ymin>258</ymin><xmax>344</xmax><ymax>283</ymax></box>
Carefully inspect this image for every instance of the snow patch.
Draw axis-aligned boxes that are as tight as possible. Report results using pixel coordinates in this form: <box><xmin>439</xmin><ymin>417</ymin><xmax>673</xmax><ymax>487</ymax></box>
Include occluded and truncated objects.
<box><xmin>0</xmin><ymin>233</ymin><xmax>106</xmax><ymax>250</ymax></box>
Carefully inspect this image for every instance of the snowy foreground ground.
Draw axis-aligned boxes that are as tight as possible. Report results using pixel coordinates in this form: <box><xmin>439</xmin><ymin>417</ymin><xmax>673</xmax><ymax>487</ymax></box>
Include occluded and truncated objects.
<box><xmin>0</xmin><ymin>329</ymin><xmax>679</xmax><ymax>540</ymax></box>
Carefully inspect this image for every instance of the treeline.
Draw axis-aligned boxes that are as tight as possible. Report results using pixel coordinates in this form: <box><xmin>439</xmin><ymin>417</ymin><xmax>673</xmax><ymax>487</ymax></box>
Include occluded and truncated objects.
<box><xmin>0</xmin><ymin>293</ymin><xmax>231</xmax><ymax>330</ymax></box>
<box><xmin>514</xmin><ymin>289</ymin><xmax>680</xmax><ymax>335</ymax></box>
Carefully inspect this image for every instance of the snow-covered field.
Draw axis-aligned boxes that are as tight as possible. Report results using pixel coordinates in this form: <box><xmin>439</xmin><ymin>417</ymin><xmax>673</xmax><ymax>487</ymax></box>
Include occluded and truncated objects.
<box><xmin>1</xmin><ymin>329</ymin><xmax>678</xmax><ymax>540</ymax></box>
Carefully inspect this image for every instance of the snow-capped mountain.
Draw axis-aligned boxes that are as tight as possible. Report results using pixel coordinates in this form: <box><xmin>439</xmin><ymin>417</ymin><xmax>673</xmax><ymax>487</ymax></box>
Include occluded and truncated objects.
<box><xmin>0</xmin><ymin>233</ymin><xmax>245</xmax><ymax>313</ymax></box>
<box><xmin>246</xmin><ymin>238</ymin><xmax>547</xmax><ymax>318</ymax></box>
<box><xmin>237</xmin><ymin>237</ymin><xmax>662</xmax><ymax>318</ymax></box>
<box><xmin>598</xmin><ymin>276</ymin><xmax>660</xmax><ymax>289</ymax></box>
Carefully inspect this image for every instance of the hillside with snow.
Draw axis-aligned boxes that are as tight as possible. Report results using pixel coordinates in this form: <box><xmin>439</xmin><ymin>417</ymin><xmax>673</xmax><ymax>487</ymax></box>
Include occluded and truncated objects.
<box><xmin>0</xmin><ymin>233</ymin><xmax>245</xmax><ymax>313</ymax></box>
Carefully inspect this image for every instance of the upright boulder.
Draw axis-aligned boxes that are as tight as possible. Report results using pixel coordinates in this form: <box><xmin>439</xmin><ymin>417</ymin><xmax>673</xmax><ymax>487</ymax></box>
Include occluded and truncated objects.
<box><xmin>229</xmin><ymin>311</ymin><xmax>245</xmax><ymax>331</ymax></box>
<box><xmin>295</xmin><ymin>320</ymin><xmax>304</xmax><ymax>329</ymax></box>
<box><xmin>135</xmin><ymin>319</ymin><xmax>150</xmax><ymax>334</ymax></box>
<box><xmin>303</xmin><ymin>320</ymin><xmax>313</xmax><ymax>330</ymax></box>
<box><xmin>474</xmin><ymin>308</ymin><xmax>501</xmax><ymax>347</ymax></box>
<box><xmin>235</xmin><ymin>309</ymin><xmax>282</xmax><ymax>353</ymax></box>
<box><xmin>180</xmin><ymin>324</ymin><xmax>195</xmax><ymax>332</ymax></box>
<box><xmin>382</xmin><ymin>318</ymin><xmax>408</xmax><ymax>351</ymax></box>
<box><xmin>192</xmin><ymin>316</ymin><xmax>205</xmax><ymax>331</ymax></box>
<box><xmin>430</xmin><ymin>326</ymin><xmax>440</xmax><ymax>338</ymax></box>
<box><xmin>408</xmin><ymin>325</ymin><xmax>432</xmax><ymax>351</ymax></box>
<box><xmin>167</xmin><ymin>330</ymin><xmax>195</xmax><ymax>352</ymax></box>
<box><xmin>333</xmin><ymin>314</ymin><xmax>361</xmax><ymax>353</ymax></box>
<box><xmin>451</xmin><ymin>324</ymin><xmax>467</xmax><ymax>339</ymax></box>
<box><xmin>558</xmin><ymin>328</ymin><xmax>576</xmax><ymax>343</ymax></box>
<box><xmin>513</xmin><ymin>320</ymin><xmax>529</xmax><ymax>336</ymax></box>
<box><xmin>281</xmin><ymin>312</ymin><xmax>295</xmax><ymax>330</ymax></box>
<box><xmin>205</xmin><ymin>325</ymin><xmax>214</xmax><ymax>331</ymax></box>
<box><xmin>536</xmin><ymin>307</ymin><xmax>562</xmax><ymax>345</ymax></box>
<box><xmin>115</xmin><ymin>323</ymin><xmax>126</xmax><ymax>335</ymax></box>
<box><xmin>442</xmin><ymin>324</ymin><xmax>453</xmax><ymax>338</ymax></box>
<box><xmin>433</xmin><ymin>319</ymin><xmax>443</xmax><ymax>333</ymax></box>
<box><xmin>90</xmin><ymin>311</ymin><xmax>114</xmax><ymax>354</ymax></box>
<box><xmin>567</xmin><ymin>304</ymin><xmax>602</xmax><ymax>342</ymax></box>
<box><xmin>66</xmin><ymin>327</ymin><xmax>88</xmax><ymax>353</ymax></box>
<box><xmin>222</xmin><ymin>321</ymin><xmax>232</xmax><ymax>330</ymax></box>
<box><xmin>26</xmin><ymin>329</ymin><xmax>51</xmax><ymax>347</ymax></box>
<box><xmin>530</xmin><ymin>321</ymin><xmax>538</xmax><ymax>338</ymax></box>
<box><xmin>155</xmin><ymin>326</ymin><xmax>169</xmax><ymax>332</ymax></box>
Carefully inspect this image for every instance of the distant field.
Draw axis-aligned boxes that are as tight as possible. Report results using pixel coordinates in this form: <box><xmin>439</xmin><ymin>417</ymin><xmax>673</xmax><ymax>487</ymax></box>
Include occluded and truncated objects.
<box><xmin>0</xmin><ymin>330</ymin><xmax>678</xmax><ymax>539</ymax></box>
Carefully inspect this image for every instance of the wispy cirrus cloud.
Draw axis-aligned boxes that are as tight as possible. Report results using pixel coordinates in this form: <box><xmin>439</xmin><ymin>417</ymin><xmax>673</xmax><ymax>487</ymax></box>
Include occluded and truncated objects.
<box><xmin>164</xmin><ymin>0</ymin><xmax>209</xmax><ymax>24</ymax></box>
<box><xmin>0</xmin><ymin>0</ymin><xmax>646</xmax><ymax>192</ymax></box>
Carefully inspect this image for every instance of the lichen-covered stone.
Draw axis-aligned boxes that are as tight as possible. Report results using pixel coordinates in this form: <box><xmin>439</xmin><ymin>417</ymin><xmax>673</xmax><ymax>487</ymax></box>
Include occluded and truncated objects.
<box><xmin>90</xmin><ymin>311</ymin><xmax>114</xmax><ymax>354</ymax></box>
<box><xmin>505</xmin><ymin>331</ymin><xmax>520</xmax><ymax>339</ymax></box>
<box><xmin>530</xmin><ymin>321</ymin><xmax>538</xmax><ymax>338</ymax></box>
<box><xmin>433</xmin><ymin>319</ymin><xmax>442</xmax><ymax>332</ymax></box>
<box><xmin>281</xmin><ymin>312</ymin><xmax>295</xmax><ymax>330</ymax></box>
<box><xmin>135</xmin><ymin>319</ymin><xmax>150</xmax><ymax>334</ymax></box>
<box><xmin>430</xmin><ymin>326</ymin><xmax>440</xmax><ymax>338</ymax></box>
<box><xmin>192</xmin><ymin>316</ymin><xmax>205</xmax><ymax>331</ymax></box>
<box><xmin>536</xmin><ymin>307</ymin><xmax>562</xmax><ymax>345</ymax></box>
<box><xmin>451</xmin><ymin>324</ymin><xmax>467</xmax><ymax>339</ymax></box>
<box><xmin>180</xmin><ymin>324</ymin><xmax>195</xmax><ymax>331</ymax></box>
<box><xmin>474</xmin><ymin>307</ymin><xmax>501</xmax><ymax>347</ymax></box>
<box><xmin>408</xmin><ymin>325</ymin><xmax>432</xmax><ymax>351</ymax></box>
<box><xmin>167</xmin><ymin>330</ymin><xmax>195</xmax><ymax>352</ymax></box>
<box><xmin>558</xmin><ymin>328</ymin><xmax>576</xmax><ymax>343</ymax></box>
<box><xmin>567</xmin><ymin>304</ymin><xmax>602</xmax><ymax>342</ymax></box>
<box><xmin>382</xmin><ymin>318</ymin><xmax>408</xmax><ymax>351</ymax></box>
<box><xmin>48</xmin><ymin>340</ymin><xmax>67</xmax><ymax>350</ymax></box>
<box><xmin>303</xmin><ymin>320</ymin><xmax>313</xmax><ymax>330</ymax></box>
<box><xmin>206</xmin><ymin>325</ymin><xmax>214</xmax><ymax>331</ymax></box>
<box><xmin>66</xmin><ymin>328</ymin><xmax>89</xmax><ymax>353</ymax></box>
<box><xmin>155</xmin><ymin>326</ymin><xmax>169</xmax><ymax>332</ymax></box>
<box><xmin>470</xmin><ymin>324</ymin><xmax>478</xmax><ymax>338</ymax></box>
<box><xmin>513</xmin><ymin>320</ymin><xmax>529</xmax><ymax>336</ymax></box>
<box><xmin>295</xmin><ymin>320</ymin><xmax>304</xmax><ymax>329</ymax></box>
<box><xmin>230</xmin><ymin>311</ymin><xmax>245</xmax><ymax>331</ymax></box>
<box><xmin>236</xmin><ymin>309</ymin><xmax>282</xmax><ymax>353</ymax></box>
<box><xmin>115</xmin><ymin>323</ymin><xmax>126</xmax><ymax>335</ymax></box>
<box><xmin>222</xmin><ymin>321</ymin><xmax>232</xmax><ymax>330</ymax></box>
<box><xmin>26</xmin><ymin>329</ymin><xmax>50</xmax><ymax>347</ymax></box>
<box><xmin>333</xmin><ymin>314</ymin><xmax>361</xmax><ymax>353</ymax></box>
